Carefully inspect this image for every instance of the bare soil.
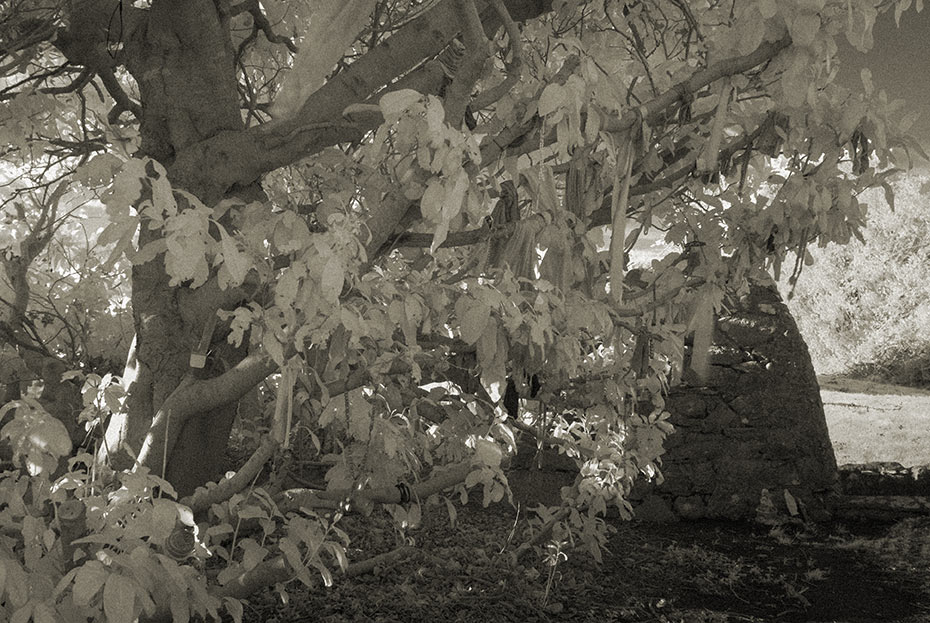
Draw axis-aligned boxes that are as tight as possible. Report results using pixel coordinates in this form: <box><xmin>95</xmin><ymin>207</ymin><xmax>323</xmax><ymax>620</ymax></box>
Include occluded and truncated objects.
<box><xmin>240</xmin><ymin>500</ymin><xmax>930</xmax><ymax>623</ymax></box>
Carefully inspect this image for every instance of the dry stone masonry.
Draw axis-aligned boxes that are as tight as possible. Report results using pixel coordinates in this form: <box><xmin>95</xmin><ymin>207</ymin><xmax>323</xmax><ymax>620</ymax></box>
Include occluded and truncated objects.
<box><xmin>507</xmin><ymin>280</ymin><xmax>840</xmax><ymax>521</ymax></box>
<box><xmin>631</xmin><ymin>281</ymin><xmax>838</xmax><ymax>520</ymax></box>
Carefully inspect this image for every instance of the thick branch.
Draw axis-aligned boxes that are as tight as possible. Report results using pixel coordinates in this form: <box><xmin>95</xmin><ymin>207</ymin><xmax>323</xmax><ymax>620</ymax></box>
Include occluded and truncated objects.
<box><xmin>443</xmin><ymin>0</ymin><xmax>490</xmax><ymax>124</ymax></box>
<box><xmin>604</xmin><ymin>34</ymin><xmax>791</xmax><ymax>135</ymax></box>
<box><xmin>214</xmin><ymin>545</ymin><xmax>417</xmax><ymax>601</ymax></box>
<box><xmin>180</xmin><ymin>436</ymin><xmax>278</xmax><ymax>513</ymax></box>
<box><xmin>167</xmin><ymin>0</ymin><xmax>555</xmax><ymax>202</ymax></box>
<box><xmin>276</xmin><ymin>460</ymin><xmax>473</xmax><ymax>513</ymax></box>
<box><xmin>471</xmin><ymin>0</ymin><xmax>523</xmax><ymax>110</ymax></box>
<box><xmin>174</xmin><ymin>358</ymin><xmax>411</xmax><ymax>512</ymax></box>
<box><xmin>135</xmin><ymin>353</ymin><xmax>278</xmax><ymax>475</ymax></box>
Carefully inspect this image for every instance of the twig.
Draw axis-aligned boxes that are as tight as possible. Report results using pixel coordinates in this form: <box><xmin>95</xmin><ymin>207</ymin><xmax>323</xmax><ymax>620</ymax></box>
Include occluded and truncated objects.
<box><xmin>822</xmin><ymin>401</ymin><xmax>901</xmax><ymax>412</ymax></box>
<box><xmin>232</xmin><ymin>0</ymin><xmax>298</xmax><ymax>53</ymax></box>
<box><xmin>512</xmin><ymin>507</ymin><xmax>571</xmax><ymax>563</ymax></box>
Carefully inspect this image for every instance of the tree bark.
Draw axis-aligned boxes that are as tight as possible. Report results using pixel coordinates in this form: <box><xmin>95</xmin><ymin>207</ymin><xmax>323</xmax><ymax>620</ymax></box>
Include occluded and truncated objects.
<box><xmin>91</xmin><ymin>1</ymin><xmax>254</xmax><ymax>495</ymax></box>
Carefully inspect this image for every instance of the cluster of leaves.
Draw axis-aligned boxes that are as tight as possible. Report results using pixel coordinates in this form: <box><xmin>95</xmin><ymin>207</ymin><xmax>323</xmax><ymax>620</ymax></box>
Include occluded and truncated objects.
<box><xmin>0</xmin><ymin>397</ymin><xmax>226</xmax><ymax>623</ymax></box>
<box><xmin>0</xmin><ymin>389</ymin><xmax>371</xmax><ymax>623</ymax></box>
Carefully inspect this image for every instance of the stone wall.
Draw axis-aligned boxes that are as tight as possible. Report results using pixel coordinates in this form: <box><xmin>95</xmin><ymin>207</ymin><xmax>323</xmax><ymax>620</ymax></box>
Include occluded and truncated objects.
<box><xmin>631</xmin><ymin>281</ymin><xmax>838</xmax><ymax>520</ymax></box>
<box><xmin>507</xmin><ymin>281</ymin><xmax>840</xmax><ymax>521</ymax></box>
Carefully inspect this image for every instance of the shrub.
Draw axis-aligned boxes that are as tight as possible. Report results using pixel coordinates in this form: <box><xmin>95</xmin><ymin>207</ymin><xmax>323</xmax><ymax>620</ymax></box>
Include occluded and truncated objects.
<box><xmin>784</xmin><ymin>166</ymin><xmax>930</xmax><ymax>385</ymax></box>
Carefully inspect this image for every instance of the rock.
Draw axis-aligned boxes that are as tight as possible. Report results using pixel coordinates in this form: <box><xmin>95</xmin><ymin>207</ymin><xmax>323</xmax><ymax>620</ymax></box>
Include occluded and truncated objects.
<box><xmin>702</xmin><ymin>403</ymin><xmax>738</xmax><ymax>433</ymax></box>
<box><xmin>669</xmin><ymin>393</ymin><xmax>707</xmax><ymax>417</ymax></box>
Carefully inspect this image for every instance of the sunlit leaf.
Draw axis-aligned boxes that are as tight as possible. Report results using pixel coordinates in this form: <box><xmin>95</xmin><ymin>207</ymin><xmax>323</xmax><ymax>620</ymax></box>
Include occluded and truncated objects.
<box><xmin>379</xmin><ymin>89</ymin><xmax>424</xmax><ymax>124</ymax></box>
<box><xmin>103</xmin><ymin>574</ymin><xmax>136</xmax><ymax>623</ymax></box>
<box><xmin>456</xmin><ymin>297</ymin><xmax>490</xmax><ymax>345</ymax></box>
<box><xmin>538</xmin><ymin>83</ymin><xmax>567</xmax><ymax>117</ymax></box>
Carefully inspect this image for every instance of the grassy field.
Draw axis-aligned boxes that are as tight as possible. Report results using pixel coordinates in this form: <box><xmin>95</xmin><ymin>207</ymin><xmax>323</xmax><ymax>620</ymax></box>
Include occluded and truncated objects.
<box><xmin>819</xmin><ymin>374</ymin><xmax>930</xmax><ymax>466</ymax></box>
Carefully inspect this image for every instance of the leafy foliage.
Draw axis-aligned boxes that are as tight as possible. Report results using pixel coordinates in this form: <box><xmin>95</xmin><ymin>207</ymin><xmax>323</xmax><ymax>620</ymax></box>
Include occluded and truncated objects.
<box><xmin>787</xmin><ymin>166</ymin><xmax>930</xmax><ymax>383</ymax></box>
<box><xmin>0</xmin><ymin>0</ymin><xmax>923</xmax><ymax>619</ymax></box>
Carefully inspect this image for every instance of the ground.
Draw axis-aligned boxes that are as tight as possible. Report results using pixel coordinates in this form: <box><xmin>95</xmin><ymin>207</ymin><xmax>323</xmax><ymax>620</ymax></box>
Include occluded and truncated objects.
<box><xmin>241</xmin><ymin>502</ymin><xmax>930</xmax><ymax>622</ymax></box>
<box><xmin>232</xmin><ymin>377</ymin><xmax>930</xmax><ymax>622</ymax></box>
<box><xmin>819</xmin><ymin>374</ymin><xmax>930</xmax><ymax>466</ymax></box>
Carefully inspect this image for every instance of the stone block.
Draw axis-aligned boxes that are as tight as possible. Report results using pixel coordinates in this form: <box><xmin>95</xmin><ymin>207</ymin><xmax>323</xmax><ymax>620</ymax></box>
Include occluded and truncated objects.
<box><xmin>728</xmin><ymin>395</ymin><xmax>756</xmax><ymax>418</ymax></box>
<box><xmin>662</xmin><ymin>429</ymin><xmax>688</xmax><ymax>449</ymax></box>
<box><xmin>670</xmin><ymin>439</ymin><xmax>722</xmax><ymax>461</ymax></box>
<box><xmin>706</xmin><ymin>491</ymin><xmax>752</xmax><ymax>519</ymax></box>
<box><xmin>653</xmin><ymin>466</ymin><xmax>694</xmax><ymax>496</ymax></box>
<box><xmin>668</xmin><ymin>415</ymin><xmax>703</xmax><ymax>428</ymax></box>
<box><xmin>703</xmin><ymin>403</ymin><xmax>738</xmax><ymax>432</ymax></box>
<box><xmin>708</xmin><ymin>366</ymin><xmax>739</xmax><ymax>386</ymax></box>
<box><xmin>668</xmin><ymin>393</ymin><xmax>707</xmax><ymax>417</ymax></box>
<box><xmin>689</xmin><ymin>461</ymin><xmax>717</xmax><ymax>493</ymax></box>
<box><xmin>708</xmin><ymin>347</ymin><xmax>746</xmax><ymax>366</ymax></box>
<box><xmin>718</xmin><ymin>317</ymin><xmax>774</xmax><ymax>347</ymax></box>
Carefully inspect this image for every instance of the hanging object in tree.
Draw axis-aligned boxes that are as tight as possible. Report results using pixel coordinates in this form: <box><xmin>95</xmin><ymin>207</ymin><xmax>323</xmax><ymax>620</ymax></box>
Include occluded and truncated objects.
<box><xmin>609</xmin><ymin>133</ymin><xmax>634</xmax><ymax>304</ymax></box>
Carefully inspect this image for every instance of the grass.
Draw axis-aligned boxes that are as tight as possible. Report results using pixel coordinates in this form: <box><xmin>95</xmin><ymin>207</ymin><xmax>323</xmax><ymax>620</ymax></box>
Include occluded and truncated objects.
<box><xmin>819</xmin><ymin>374</ymin><xmax>930</xmax><ymax>466</ymax></box>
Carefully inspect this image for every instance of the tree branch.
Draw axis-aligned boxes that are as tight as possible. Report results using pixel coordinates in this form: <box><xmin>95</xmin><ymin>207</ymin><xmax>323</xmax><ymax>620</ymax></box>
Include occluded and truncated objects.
<box><xmin>588</xmin><ymin>113</ymin><xmax>779</xmax><ymax>228</ymax></box>
<box><xmin>443</xmin><ymin>0</ymin><xmax>490</xmax><ymax>125</ymax></box>
<box><xmin>214</xmin><ymin>545</ymin><xmax>417</xmax><ymax>602</ymax></box>
<box><xmin>471</xmin><ymin>0</ymin><xmax>523</xmax><ymax>110</ymax></box>
<box><xmin>276</xmin><ymin>460</ymin><xmax>473</xmax><ymax>514</ymax></box>
<box><xmin>97</xmin><ymin>64</ymin><xmax>142</xmax><ymax>122</ymax></box>
<box><xmin>180</xmin><ymin>436</ymin><xmax>278</xmax><ymax>513</ymax></box>
<box><xmin>135</xmin><ymin>353</ymin><xmax>278</xmax><ymax>475</ymax></box>
<box><xmin>168</xmin><ymin>0</ymin><xmax>555</xmax><ymax>202</ymax></box>
<box><xmin>232</xmin><ymin>0</ymin><xmax>298</xmax><ymax>53</ymax></box>
<box><xmin>388</xmin><ymin>220</ymin><xmax>510</xmax><ymax>249</ymax></box>
<box><xmin>604</xmin><ymin>34</ymin><xmax>791</xmax><ymax>135</ymax></box>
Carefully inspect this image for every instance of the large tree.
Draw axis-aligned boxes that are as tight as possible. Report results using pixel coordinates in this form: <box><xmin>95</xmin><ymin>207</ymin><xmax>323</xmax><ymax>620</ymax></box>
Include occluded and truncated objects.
<box><xmin>0</xmin><ymin>0</ymin><xmax>921</xmax><ymax>620</ymax></box>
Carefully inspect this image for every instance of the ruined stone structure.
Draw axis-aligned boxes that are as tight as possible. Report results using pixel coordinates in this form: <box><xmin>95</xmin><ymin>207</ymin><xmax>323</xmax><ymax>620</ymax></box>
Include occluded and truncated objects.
<box><xmin>509</xmin><ymin>280</ymin><xmax>840</xmax><ymax>520</ymax></box>
<box><xmin>631</xmin><ymin>281</ymin><xmax>838</xmax><ymax>520</ymax></box>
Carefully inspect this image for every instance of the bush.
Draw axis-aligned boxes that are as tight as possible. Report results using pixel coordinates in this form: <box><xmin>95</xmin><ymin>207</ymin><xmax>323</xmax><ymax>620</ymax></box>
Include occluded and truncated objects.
<box><xmin>784</xmin><ymin>166</ymin><xmax>930</xmax><ymax>386</ymax></box>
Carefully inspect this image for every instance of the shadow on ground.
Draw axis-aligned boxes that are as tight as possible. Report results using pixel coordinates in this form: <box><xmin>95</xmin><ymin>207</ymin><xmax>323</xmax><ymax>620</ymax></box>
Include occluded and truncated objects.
<box><xmin>240</xmin><ymin>500</ymin><xmax>930</xmax><ymax>623</ymax></box>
